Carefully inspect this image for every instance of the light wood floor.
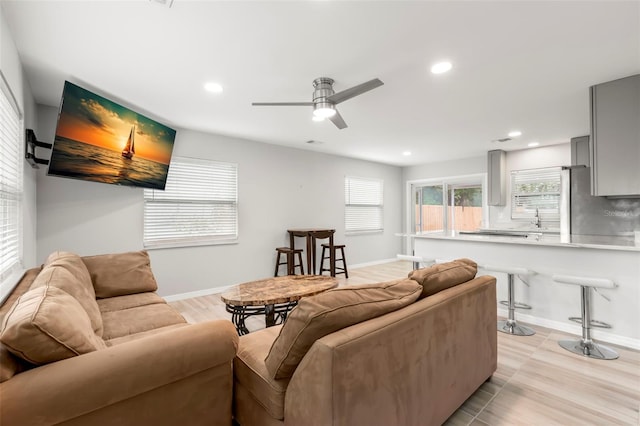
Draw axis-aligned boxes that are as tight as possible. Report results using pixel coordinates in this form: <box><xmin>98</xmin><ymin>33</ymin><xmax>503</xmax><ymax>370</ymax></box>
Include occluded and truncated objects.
<box><xmin>169</xmin><ymin>261</ymin><xmax>640</xmax><ymax>426</ymax></box>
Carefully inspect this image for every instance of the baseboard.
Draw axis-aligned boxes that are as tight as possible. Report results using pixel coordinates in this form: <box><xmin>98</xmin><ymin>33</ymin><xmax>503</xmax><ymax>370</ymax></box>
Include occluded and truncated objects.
<box><xmin>497</xmin><ymin>307</ymin><xmax>640</xmax><ymax>351</ymax></box>
<box><xmin>163</xmin><ymin>284</ymin><xmax>235</xmax><ymax>302</ymax></box>
<box><xmin>349</xmin><ymin>258</ymin><xmax>399</xmax><ymax>269</ymax></box>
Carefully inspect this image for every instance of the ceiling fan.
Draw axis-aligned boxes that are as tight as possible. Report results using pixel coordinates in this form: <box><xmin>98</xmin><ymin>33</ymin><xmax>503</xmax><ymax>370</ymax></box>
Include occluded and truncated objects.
<box><xmin>252</xmin><ymin>77</ymin><xmax>384</xmax><ymax>129</ymax></box>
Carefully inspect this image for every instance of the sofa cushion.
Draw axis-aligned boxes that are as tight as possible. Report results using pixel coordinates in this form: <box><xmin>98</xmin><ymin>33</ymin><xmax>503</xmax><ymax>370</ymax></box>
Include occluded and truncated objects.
<box><xmin>0</xmin><ymin>267</ymin><xmax>41</xmax><ymax>383</ymax></box>
<box><xmin>235</xmin><ymin>326</ymin><xmax>288</xmax><ymax>420</ymax></box>
<box><xmin>264</xmin><ymin>279</ymin><xmax>422</xmax><ymax>380</ymax></box>
<box><xmin>97</xmin><ymin>292</ymin><xmax>166</xmax><ymax>313</ymax></box>
<box><xmin>408</xmin><ymin>258</ymin><xmax>478</xmax><ymax>299</ymax></box>
<box><xmin>101</xmin><ymin>303</ymin><xmax>186</xmax><ymax>340</ymax></box>
<box><xmin>81</xmin><ymin>250</ymin><xmax>158</xmax><ymax>298</ymax></box>
<box><xmin>0</xmin><ymin>286</ymin><xmax>106</xmax><ymax>365</ymax></box>
<box><xmin>30</xmin><ymin>252</ymin><xmax>103</xmax><ymax>336</ymax></box>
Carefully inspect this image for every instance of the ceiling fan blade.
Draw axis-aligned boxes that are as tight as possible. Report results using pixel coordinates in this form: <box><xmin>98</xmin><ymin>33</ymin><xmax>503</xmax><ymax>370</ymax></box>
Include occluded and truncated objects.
<box><xmin>329</xmin><ymin>110</ymin><xmax>348</xmax><ymax>129</ymax></box>
<box><xmin>252</xmin><ymin>102</ymin><xmax>314</xmax><ymax>106</ymax></box>
<box><xmin>326</xmin><ymin>78</ymin><xmax>384</xmax><ymax>104</ymax></box>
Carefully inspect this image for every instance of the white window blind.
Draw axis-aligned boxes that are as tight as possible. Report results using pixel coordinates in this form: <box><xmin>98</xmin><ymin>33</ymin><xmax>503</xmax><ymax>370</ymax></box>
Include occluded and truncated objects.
<box><xmin>0</xmin><ymin>85</ymin><xmax>23</xmax><ymax>282</ymax></box>
<box><xmin>143</xmin><ymin>157</ymin><xmax>238</xmax><ymax>248</ymax></box>
<box><xmin>511</xmin><ymin>167</ymin><xmax>562</xmax><ymax>221</ymax></box>
<box><xmin>345</xmin><ymin>176</ymin><xmax>383</xmax><ymax>233</ymax></box>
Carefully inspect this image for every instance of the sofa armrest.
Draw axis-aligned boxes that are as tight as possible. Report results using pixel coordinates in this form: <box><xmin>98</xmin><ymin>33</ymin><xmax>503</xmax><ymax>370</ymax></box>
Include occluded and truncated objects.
<box><xmin>0</xmin><ymin>320</ymin><xmax>239</xmax><ymax>426</ymax></box>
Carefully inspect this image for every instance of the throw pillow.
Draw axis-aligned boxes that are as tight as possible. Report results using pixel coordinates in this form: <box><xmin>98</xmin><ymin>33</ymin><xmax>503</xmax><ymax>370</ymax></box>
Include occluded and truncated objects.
<box><xmin>31</xmin><ymin>251</ymin><xmax>103</xmax><ymax>336</ymax></box>
<box><xmin>408</xmin><ymin>258</ymin><xmax>478</xmax><ymax>299</ymax></box>
<box><xmin>264</xmin><ymin>279</ymin><xmax>422</xmax><ymax>380</ymax></box>
<box><xmin>0</xmin><ymin>286</ymin><xmax>106</xmax><ymax>365</ymax></box>
<box><xmin>81</xmin><ymin>250</ymin><xmax>158</xmax><ymax>298</ymax></box>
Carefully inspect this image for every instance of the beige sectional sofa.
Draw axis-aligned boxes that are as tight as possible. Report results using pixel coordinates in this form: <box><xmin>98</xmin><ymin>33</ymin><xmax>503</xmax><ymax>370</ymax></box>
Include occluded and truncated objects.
<box><xmin>233</xmin><ymin>259</ymin><xmax>497</xmax><ymax>426</ymax></box>
<box><xmin>0</xmin><ymin>250</ymin><xmax>239</xmax><ymax>426</ymax></box>
<box><xmin>1</xmin><ymin>252</ymin><xmax>496</xmax><ymax>426</ymax></box>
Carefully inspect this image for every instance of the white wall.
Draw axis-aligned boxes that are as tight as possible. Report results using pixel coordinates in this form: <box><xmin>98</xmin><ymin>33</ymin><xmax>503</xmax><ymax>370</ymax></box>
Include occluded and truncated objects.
<box><xmin>1</xmin><ymin>6</ymin><xmax>38</xmax><ymax>269</ymax></box>
<box><xmin>36</xmin><ymin>105</ymin><xmax>403</xmax><ymax>297</ymax></box>
<box><xmin>402</xmin><ymin>155</ymin><xmax>486</xmax><ymax>183</ymax></box>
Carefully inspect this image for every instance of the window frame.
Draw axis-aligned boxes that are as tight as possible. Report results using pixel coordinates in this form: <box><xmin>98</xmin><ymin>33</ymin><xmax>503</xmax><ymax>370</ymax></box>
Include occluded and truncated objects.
<box><xmin>510</xmin><ymin>166</ymin><xmax>562</xmax><ymax>223</ymax></box>
<box><xmin>0</xmin><ymin>73</ymin><xmax>24</xmax><ymax>300</ymax></box>
<box><xmin>344</xmin><ymin>175</ymin><xmax>384</xmax><ymax>235</ymax></box>
<box><xmin>407</xmin><ymin>173</ymin><xmax>488</xmax><ymax>236</ymax></box>
<box><xmin>143</xmin><ymin>156</ymin><xmax>238</xmax><ymax>249</ymax></box>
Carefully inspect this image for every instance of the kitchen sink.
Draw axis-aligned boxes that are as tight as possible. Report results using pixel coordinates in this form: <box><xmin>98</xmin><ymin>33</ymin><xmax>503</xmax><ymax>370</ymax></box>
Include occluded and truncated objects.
<box><xmin>459</xmin><ymin>230</ymin><xmax>543</xmax><ymax>238</ymax></box>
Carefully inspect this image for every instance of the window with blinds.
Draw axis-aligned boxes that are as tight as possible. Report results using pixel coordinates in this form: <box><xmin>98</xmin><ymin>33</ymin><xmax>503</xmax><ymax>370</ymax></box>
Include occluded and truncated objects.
<box><xmin>344</xmin><ymin>176</ymin><xmax>383</xmax><ymax>233</ymax></box>
<box><xmin>143</xmin><ymin>157</ymin><xmax>238</xmax><ymax>248</ymax></box>
<box><xmin>511</xmin><ymin>167</ymin><xmax>562</xmax><ymax>222</ymax></box>
<box><xmin>0</xmin><ymin>84</ymin><xmax>23</xmax><ymax>283</ymax></box>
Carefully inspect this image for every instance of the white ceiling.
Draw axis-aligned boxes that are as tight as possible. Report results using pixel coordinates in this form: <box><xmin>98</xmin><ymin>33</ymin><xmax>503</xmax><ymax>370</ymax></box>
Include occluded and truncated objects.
<box><xmin>2</xmin><ymin>0</ymin><xmax>639</xmax><ymax>166</ymax></box>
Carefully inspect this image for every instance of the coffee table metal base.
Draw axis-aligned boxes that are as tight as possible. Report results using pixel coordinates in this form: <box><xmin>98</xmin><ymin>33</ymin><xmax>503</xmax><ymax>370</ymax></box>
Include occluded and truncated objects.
<box><xmin>225</xmin><ymin>301</ymin><xmax>298</xmax><ymax>335</ymax></box>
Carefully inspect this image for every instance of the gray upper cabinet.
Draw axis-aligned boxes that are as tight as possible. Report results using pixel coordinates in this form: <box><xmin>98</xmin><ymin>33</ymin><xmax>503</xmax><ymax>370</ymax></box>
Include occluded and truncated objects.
<box><xmin>570</xmin><ymin>135</ymin><xmax>590</xmax><ymax>167</ymax></box>
<box><xmin>589</xmin><ymin>74</ymin><xmax>640</xmax><ymax>197</ymax></box>
<box><xmin>487</xmin><ymin>149</ymin><xmax>506</xmax><ymax>205</ymax></box>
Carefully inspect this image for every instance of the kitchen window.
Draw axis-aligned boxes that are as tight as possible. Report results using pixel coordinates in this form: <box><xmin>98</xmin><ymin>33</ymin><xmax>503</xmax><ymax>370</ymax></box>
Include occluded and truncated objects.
<box><xmin>511</xmin><ymin>167</ymin><xmax>562</xmax><ymax>225</ymax></box>
<box><xmin>0</xmin><ymin>80</ymin><xmax>23</xmax><ymax>284</ymax></box>
<box><xmin>345</xmin><ymin>176</ymin><xmax>384</xmax><ymax>234</ymax></box>
<box><xmin>143</xmin><ymin>156</ymin><xmax>238</xmax><ymax>248</ymax></box>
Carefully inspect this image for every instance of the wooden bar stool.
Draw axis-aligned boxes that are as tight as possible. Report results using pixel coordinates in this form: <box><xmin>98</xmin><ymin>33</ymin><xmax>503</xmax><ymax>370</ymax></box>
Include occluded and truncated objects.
<box><xmin>319</xmin><ymin>243</ymin><xmax>348</xmax><ymax>278</ymax></box>
<box><xmin>552</xmin><ymin>274</ymin><xmax>618</xmax><ymax>360</ymax></box>
<box><xmin>274</xmin><ymin>247</ymin><xmax>304</xmax><ymax>277</ymax></box>
<box><xmin>483</xmin><ymin>264</ymin><xmax>536</xmax><ymax>336</ymax></box>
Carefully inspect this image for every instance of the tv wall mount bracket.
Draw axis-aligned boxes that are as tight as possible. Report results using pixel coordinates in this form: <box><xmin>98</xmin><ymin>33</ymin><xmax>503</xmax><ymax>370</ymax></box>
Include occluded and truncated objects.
<box><xmin>25</xmin><ymin>129</ymin><xmax>52</xmax><ymax>169</ymax></box>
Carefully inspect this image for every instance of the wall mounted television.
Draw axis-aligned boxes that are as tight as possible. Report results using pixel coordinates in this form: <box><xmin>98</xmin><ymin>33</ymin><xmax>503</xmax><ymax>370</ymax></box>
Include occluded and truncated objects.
<box><xmin>48</xmin><ymin>81</ymin><xmax>176</xmax><ymax>190</ymax></box>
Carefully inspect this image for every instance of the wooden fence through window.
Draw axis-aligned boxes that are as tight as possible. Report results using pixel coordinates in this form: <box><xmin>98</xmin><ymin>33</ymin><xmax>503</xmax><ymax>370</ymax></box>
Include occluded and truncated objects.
<box><xmin>415</xmin><ymin>205</ymin><xmax>482</xmax><ymax>232</ymax></box>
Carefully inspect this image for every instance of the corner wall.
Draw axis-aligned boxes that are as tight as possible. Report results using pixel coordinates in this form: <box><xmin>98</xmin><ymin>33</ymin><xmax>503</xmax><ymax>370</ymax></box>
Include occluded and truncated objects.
<box><xmin>36</xmin><ymin>105</ymin><xmax>403</xmax><ymax>296</ymax></box>
<box><xmin>1</xmin><ymin>6</ymin><xmax>38</xmax><ymax>269</ymax></box>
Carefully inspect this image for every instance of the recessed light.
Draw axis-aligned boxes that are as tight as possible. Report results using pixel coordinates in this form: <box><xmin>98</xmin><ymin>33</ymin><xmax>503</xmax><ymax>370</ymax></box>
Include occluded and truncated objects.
<box><xmin>431</xmin><ymin>61</ymin><xmax>452</xmax><ymax>74</ymax></box>
<box><xmin>528</xmin><ymin>142</ymin><xmax>540</xmax><ymax>147</ymax></box>
<box><xmin>402</xmin><ymin>151</ymin><xmax>412</xmax><ymax>156</ymax></box>
<box><xmin>508</xmin><ymin>130</ymin><xmax>522</xmax><ymax>138</ymax></box>
<box><xmin>204</xmin><ymin>82</ymin><xmax>223</xmax><ymax>93</ymax></box>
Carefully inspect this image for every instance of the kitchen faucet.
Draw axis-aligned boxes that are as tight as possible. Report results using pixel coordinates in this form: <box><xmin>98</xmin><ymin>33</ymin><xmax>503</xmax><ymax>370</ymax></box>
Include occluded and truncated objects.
<box><xmin>532</xmin><ymin>208</ymin><xmax>541</xmax><ymax>229</ymax></box>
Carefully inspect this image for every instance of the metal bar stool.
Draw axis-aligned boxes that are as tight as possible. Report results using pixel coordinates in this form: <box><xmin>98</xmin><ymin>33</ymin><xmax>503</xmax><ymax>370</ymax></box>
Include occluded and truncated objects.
<box><xmin>484</xmin><ymin>265</ymin><xmax>536</xmax><ymax>336</ymax></box>
<box><xmin>274</xmin><ymin>247</ymin><xmax>304</xmax><ymax>277</ymax></box>
<box><xmin>319</xmin><ymin>243</ymin><xmax>348</xmax><ymax>278</ymax></box>
<box><xmin>396</xmin><ymin>254</ymin><xmax>435</xmax><ymax>270</ymax></box>
<box><xmin>552</xmin><ymin>274</ymin><xmax>618</xmax><ymax>360</ymax></box>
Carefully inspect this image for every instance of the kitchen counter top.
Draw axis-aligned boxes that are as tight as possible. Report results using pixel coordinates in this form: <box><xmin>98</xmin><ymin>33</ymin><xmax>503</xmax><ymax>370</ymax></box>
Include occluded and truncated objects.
<box><xmin>411</xmin><ymin>232</ymin><xmax>640</xmax><ymax>348</ymax></box>
<box><xmin>411</xmin><ymin>231</ymin><xmax>640</xmax><ymax>252</ymax></box>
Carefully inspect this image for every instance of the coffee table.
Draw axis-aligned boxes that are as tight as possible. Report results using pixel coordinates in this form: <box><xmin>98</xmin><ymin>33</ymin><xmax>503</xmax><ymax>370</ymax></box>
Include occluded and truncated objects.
<box><xmin>221</xmin><ymin>275</ymin><xmax>338</xmax><ymax>335</ymax></box>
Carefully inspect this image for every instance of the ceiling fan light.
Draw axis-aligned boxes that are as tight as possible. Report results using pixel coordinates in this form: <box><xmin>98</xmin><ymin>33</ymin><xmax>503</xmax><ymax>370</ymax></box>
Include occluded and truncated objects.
<box><xmin>313</xmin><ymin>102</ymin><xmax>336</xmax><ymax>118</ymax></box>
<box><xmin>312</xmin><ymin>115</ymin><xmax>325</xmax><ymax>122</ymax></box>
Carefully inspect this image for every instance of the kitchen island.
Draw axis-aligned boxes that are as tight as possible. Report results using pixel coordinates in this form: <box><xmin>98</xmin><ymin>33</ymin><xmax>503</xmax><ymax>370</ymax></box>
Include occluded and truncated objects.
<box><xmin>412</xmin><ymin>232</ymin><xmax>640</xmax><ymax>349</ymax></box>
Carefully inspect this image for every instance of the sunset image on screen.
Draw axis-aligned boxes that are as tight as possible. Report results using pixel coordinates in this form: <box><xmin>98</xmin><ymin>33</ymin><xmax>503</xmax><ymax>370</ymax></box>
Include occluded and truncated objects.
<box><xmin>48</xmin><ymin>82</ymin><xmax>177</xmax><ymax>190</ymax></box>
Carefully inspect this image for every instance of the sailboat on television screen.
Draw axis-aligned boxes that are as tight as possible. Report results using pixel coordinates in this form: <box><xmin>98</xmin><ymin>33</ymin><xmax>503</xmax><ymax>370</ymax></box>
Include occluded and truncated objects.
<box><xmin>121</xmin><ymin>125</ymin><xmax>135</xmax><ymax>159</ymax></box>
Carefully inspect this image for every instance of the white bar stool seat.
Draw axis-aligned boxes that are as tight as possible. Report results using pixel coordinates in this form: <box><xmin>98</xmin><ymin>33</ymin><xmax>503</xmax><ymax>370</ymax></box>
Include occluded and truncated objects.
<box><xmin>483</xmin><ymin>264</ymin><xmax>535</xmax><ymax>336</ymax></box>
<box><xmin>552</xmin><ymin>274</ymin><xmax>618</xmax><ymax>360</ymax></box>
